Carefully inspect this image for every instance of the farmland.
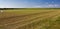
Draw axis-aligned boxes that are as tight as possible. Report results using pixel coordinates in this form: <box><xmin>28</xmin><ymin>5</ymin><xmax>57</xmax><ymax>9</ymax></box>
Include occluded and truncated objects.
<box><xmin>0</xmin><ymin>8</ymin><xmax>60</xmax><ymax>29</ymax></box>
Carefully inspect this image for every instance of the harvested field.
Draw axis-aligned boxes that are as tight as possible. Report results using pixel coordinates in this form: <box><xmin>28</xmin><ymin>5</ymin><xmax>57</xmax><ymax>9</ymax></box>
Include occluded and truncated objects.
<box><xmin>0</xmin><ymin>10</ymin><xmax>60</xmax><ymax>29</ymax></box>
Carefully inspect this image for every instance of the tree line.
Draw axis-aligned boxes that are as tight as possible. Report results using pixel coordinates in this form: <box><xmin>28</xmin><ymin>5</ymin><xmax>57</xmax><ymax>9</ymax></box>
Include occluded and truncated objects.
<box><xmin>0</xmin><ymin>8</ymin><xmax>28</xmax><ymax>10</ymax></box>
<box><xmin>0</xmin><ymin>8</ymin><xmax>60</xmax><ymax>10</ymax></box>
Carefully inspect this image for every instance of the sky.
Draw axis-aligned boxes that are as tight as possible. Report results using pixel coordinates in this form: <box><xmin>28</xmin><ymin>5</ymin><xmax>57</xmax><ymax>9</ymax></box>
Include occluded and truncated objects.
<box><xmin>0</xmin><ymin>0</ymin><xmax>60</xmax><ymax>8</ymax></box>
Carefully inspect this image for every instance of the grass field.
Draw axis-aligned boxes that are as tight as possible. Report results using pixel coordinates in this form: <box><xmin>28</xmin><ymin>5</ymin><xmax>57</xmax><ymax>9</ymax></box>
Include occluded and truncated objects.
<box><xmin>0</xmin><ymin>8</ymin><xmax>60</xmax><ymax>29</ymax></box>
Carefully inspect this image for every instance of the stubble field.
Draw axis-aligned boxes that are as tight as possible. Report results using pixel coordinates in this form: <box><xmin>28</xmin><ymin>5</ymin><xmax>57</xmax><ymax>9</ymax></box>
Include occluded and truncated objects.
<box><xmin>0</xmin><ymin>9</ymin><xmax>60</xmax><ymax>29</ymax></box>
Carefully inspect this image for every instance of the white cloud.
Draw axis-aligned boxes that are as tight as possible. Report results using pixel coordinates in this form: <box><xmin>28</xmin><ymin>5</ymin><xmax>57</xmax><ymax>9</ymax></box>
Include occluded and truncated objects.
<box><xmin>46</xmin><ymin>4</ymin><xmax>59</xmax><ymax>8</ymax></box>
<box><xmin>48</xmin><ymin>4</ymin><xmax>54</xmax><ymax>7</ymax></box>
<box><xmin>0</xmin><ymin>0</ymin><xmax>60</xmax><ymax>8</ymax></box>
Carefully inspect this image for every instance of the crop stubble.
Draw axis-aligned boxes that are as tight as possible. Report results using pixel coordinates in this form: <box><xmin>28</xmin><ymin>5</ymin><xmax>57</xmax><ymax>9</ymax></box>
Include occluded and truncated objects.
<box><xmin>0</xmin><ymin>10</ymin><xmax>60</xmax><ymax>29</ymax></box>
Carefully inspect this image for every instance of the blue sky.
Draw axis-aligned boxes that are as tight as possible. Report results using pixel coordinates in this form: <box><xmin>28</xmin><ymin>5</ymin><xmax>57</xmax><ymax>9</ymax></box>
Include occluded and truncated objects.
<box><xmin>0</xmin><ymin>0</ymin><xmax>60</xmax><ymax>8</ymax></box>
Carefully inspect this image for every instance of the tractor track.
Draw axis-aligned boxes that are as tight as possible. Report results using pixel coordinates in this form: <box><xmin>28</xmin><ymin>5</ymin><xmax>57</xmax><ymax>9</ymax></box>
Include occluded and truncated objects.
<box><xmin>0</xmin><ymin>11</ymin><xmax>55</xmax><ymax>25</ymax></box>
<box><xmin>0</xmin><ymin>10</ymin><xmax>60</xmax><ymax>29</ymax></box>
<box><xmin>0</xmin><ymin>11</ymin><xmax>54</xmax><ymax>19</ymax></box>
<box><xmin>28</xmin><ymin>12</ymin><xmax>60</xmax><ymax>29</ymax></box>
<box><xmin>12</xmin><ymin>11</ymin><xmax>60</xmax><ymax>29</ymax></box>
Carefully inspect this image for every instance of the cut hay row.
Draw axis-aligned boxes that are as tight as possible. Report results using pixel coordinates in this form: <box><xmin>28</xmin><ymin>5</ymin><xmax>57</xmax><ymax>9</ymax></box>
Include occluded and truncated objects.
<box><xmin>0</xmin><ymin>10</ymin><xmax>55</xmax><ymax>25</ymax></box>
<box><xmin>15</xmin><ymin>11</ymin><xmax>60</xmax><ymax>29</ymax></box>
<box><xmin>0</xmin><ymin>10</ymin><xmax>60</xmax><ymax>29</ymax></box>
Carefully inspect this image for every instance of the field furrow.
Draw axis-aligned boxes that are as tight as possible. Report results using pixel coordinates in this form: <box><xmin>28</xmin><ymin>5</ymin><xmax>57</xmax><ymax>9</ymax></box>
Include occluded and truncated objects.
<box><xmin>0</xmin><ymin>10</ymin><xmax>60</xmax><ymax>29</ymax></box>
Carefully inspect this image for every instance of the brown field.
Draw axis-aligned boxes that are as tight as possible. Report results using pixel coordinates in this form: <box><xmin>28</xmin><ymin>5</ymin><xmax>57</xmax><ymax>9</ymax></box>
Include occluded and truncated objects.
<box><xmin>0</xmin><ymin>10</ymin><xmax>60</xmax><ymax>29</ymax></box>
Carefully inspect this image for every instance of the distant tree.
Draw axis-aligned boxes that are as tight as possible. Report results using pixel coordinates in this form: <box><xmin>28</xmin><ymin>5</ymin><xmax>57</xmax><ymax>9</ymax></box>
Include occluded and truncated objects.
<box><xmin>0</xmin><ymin>8</ymin><xmax>4</xmax><ymax>10</ymax></box>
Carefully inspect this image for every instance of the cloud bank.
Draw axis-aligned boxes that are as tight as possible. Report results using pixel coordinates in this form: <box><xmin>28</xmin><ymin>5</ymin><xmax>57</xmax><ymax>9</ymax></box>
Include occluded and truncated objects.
<box><xmin>0</xmin><ymin>0</ymin><xmax>60</xmax><ymax>8</ymax></box>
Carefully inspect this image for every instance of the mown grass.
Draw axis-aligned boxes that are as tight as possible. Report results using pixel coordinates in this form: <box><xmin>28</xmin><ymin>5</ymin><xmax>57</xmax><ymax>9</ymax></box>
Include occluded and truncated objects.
<box><xmin>0</xmin><ymin>8</ymin><xmax>60</xmax><ymax>29</ymax></box>
<box><xmin>39</xmin><ymin>16</ymin><xmax>60</xmax><ymax>29</ymax></box>
<box><xmin>17</xmin><ymin>11</ymin><xmax>60</xmax><ymax>29</ymax></box>
<box><xmin>17</xmin><ymin>16</ymin><xmax>60</xmax><ymax>29</ymax></box>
